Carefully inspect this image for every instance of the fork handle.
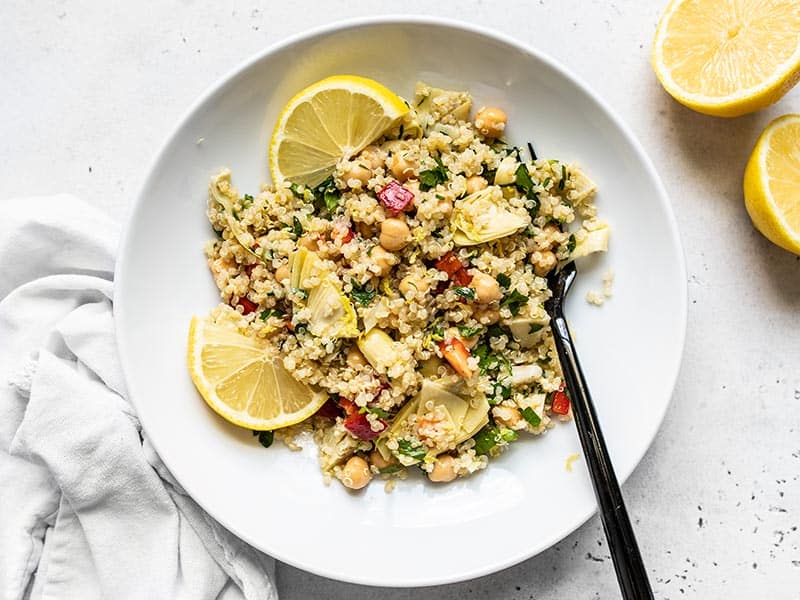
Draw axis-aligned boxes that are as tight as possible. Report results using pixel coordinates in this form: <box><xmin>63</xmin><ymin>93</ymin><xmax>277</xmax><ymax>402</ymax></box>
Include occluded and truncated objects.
<box><xmin>550</xmin><ymin>313</ymin><xmax>654</xmax><ymax>600</ymax></box>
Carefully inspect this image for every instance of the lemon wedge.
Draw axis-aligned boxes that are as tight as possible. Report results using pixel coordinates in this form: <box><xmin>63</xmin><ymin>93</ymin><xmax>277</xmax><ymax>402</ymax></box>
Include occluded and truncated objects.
<box><xmin>652</xmin><ymin>0</ymin><xmax>800</xmax><ymax>117</ymax></box>
<box><xmin>269</xmin><ymin>75</ymin><xmax>409</xmax><ymax>187</ymax></box>
<box><xmin>187</xmin><ymin>314</ymin><xmax>327</xmax><ymax>430</ymax></box>
<box><xmin>743</xmin><ymin>114</ymin><xmax>800</xmax><ymax>254</ymax></box>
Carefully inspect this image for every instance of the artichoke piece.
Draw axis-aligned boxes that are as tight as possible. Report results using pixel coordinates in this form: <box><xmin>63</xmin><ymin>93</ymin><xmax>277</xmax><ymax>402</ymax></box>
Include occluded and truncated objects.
<box><xmin>508</xmin><ymin>318</ymin><xmax>548</xmax><ymax>349</ymax></box>
<box><xmin>451</xmin><ymin>186</ymin><xmax>528</xmax><ymax>246</ymax></box>
<box><xmin>357</xmin><ymin>328</ymin><xmax>397</xmax><ymax>373</ymax></box>
<box><xmin>413</xmin><ymin>82</ymin><xmax>472</xmax><ymax>129</ymax></box>
<box><xmin>288</xmin><ymin>247</ymin><xmax>325</xmax><ymax>292</ymax></box>
<box><xmin>569</xmin><ymin>168</ymin><xmax>597</xmax><ymax>204</ymax></box>
<box><xmin>572</xmin><ymin>222</ymin><xmax>610</xmax><ymax>258</ymax></box>
<box><xmin>493</xmin><ymin>155</ymin><xmax>518</xmax><ymax>186</ymax></box>
<box><xmin>318</xmin><ymin>420</ymin><xmax>361</xmax><ymax>471</ymax></box>
<box><xmin>306</xmin><ymin>276</ymin><xmax>359</xmax><ymax>338</ymax></box>
<box><xmin>209</xmin><ymin>170</ymin><xmax>263</xmax><ymax>261</ymax></box>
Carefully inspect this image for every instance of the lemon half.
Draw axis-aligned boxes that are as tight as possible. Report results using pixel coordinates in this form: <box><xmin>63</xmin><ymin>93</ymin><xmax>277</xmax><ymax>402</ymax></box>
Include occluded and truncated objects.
<box><xmin>744</xmin><ymin>114</ymin><xmax>800</xmax><ymax>254</ymax></box>
<box><xmin>188</xmin><ymin>315</ymin><xmax>327</xmax><ymax>430</ymax></box>
<box><xmin>652</xmin><ymin>0</ymin><xmax>800</xmax><ymax>117</ymax></box>
<box><xmin>269</xmin><ymin>75</ymin><xmax>409</xmax><ymax>187</ymax></box>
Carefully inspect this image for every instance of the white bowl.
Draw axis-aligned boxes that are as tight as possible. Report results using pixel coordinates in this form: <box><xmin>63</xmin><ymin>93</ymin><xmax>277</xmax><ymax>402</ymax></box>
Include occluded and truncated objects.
<box><xmin>115</xmin><ymin>16</ymin><xmax>687</xmax><ymax>587</ymax></box>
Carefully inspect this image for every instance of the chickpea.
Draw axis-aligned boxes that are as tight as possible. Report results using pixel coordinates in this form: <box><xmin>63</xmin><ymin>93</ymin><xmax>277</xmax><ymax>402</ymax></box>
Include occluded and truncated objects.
<box><xmin>471</xmin><ymin>271</ymin><xmax>503</xmax><ymax>304</ymax></box>
<box><xmin>297</xmin><ymin>235</ymin><xmax>318</xmax><ymax>251</ymax></box>
<box><xmin>380</xmin><ymin>218</ymin><xmax>411</xmax><ymax>252</ymax></box>
<box><xmin>492</xmin><ymin>405</ymin><xmax>524</xmax><ymax>430</ymax></box>
<box><xmin>343</xmin><ymin>163</ymin><xmax>372</xmax><ymax>186</ymax></box>
<box><xmin>274</xmin><ymin>264</ymin><xmax>290</xmax><ymax>283</ymax></box>
<box><xmin>533</xmin><ymin>250</ymin><xmax>558</xmax><ymax>277</ymax></box>
<box><xmin>399</xmin><ymin>273</ymin><xmax>430</xmax><ymax>298</ymax></box>
<box><xmin>465</xmin><ymin>175</ymin><xmax>488</xmax><ymax>195</ymax></box>
<box><xmin>474</xmin><ymin>106</ymin><xmax>508</xmax><ymax>139</ymax></box>
<box><xmin>542</xmin><ymin>222</ymin><xmax>561</xmax><ymax>250</ymax></box>
<box><xmin>346</xmin><ymin>345</ymin><xmax>367</xmax><ymax>368</ymax></box>
<box><xmin>370</xmin><ymin>246</ymin><xmax>396</xmax><ymax>277</ymax></box>
<box><xmin>389</xmin><ymin>153</ymin><xmax>416</xmax><ymax>182</ymax></box>
<box><xmin>475</xmin><ymin>307</ymin><xmax>501</xmax><ymax>324</ymax></box>
<box><xmin>340</xmin><ymin>456</ymin><xmax>372</xmax><ymax>490</ymax></box>
<box><xmin>369</xmin><ymin>449</ymin><xmax>394</xmax><ymax>471</ymax></box>
<box><xmin>428</xmin><ymin>455</ymin><xmax>458</xmax><ymax>483</ymax></box>
<box><xmin>358</xmin><ymin>145</ymin><xmax>384</xmax><ymax>170</ymax></box>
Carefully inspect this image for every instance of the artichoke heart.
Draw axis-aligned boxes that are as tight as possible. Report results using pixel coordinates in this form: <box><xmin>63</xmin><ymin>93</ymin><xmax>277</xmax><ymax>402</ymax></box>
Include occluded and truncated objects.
<box><xmin>571</xmin><ymin>222</ymin><xmax>610</xmax><ymax>258</ymax></box>
<box><xmin>451</xmin><ymin>187</ymin><xmax>528</xmax><ymax>246</ymax></box>
<box><xmin>209</xmin><ymin>170</ymin><xmax>263</xmax><ymax>261</ymax></box>
<box><xmin>378</xmin><ymin>379</ymin><xmax>489</xmax><ymax>462</ymax></box>
<box><xmin>357</xmin><ymin>328</ymin><xmax>397</xmax><ymax>373</ymax></box>
<box><xmin>306</xmin><ymin>276</ymin><xmax>359</xmax><ymax>338</ymax></box>
<box><xmin>288</xmin><ymin>247</ymin><xmax>328</xmax><ymax>292</ymax></box>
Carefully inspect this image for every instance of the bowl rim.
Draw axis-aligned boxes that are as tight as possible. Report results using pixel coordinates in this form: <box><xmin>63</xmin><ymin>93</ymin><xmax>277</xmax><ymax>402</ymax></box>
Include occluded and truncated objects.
<box><xmin>114</xmin><ymin>14</ymin><xmax>688</xmax><ymax>587</ymax></box>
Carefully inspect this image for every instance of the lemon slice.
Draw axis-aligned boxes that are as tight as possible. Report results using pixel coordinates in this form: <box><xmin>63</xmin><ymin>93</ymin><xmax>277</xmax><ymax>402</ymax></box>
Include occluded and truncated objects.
<box><xmin>743</xmin><ymin>114</ymin><xmax>800</xmax><ymax>254</ymax></box>
<box><xmin>269</xmin><ymin>75</ymin><xmax>409</xmax><ymax>187</ymax></box>
<box><xmin>187</xmin><ymin>315</ymin><xmax>327</xmax><ymax>429</ymax></box>
<box><xmin>652</xmin><ymin>0</ymin><xmax>800</xmax><ymax>117</ymax></box>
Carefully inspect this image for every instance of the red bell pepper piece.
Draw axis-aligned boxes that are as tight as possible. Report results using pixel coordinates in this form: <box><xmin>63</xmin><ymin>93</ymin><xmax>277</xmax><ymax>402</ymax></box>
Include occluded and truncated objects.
<box><xmin>551</xmin><ymin>387</ymin><xmax>571</xmax><ymax>415</ymax></box>
<box><xmin>438</xmin><ymin>337</ymin><xmax>473</xmax><ymax>379</ymax></box>
<box><xmin>378</xmin><ymin>181</ymin><xmax>415</xmax><ymax>214</ymax></box>
<box><xmin>237</xmin><ymin>298</ymin><xmax>258</xmax><ymax>315</ymax></box>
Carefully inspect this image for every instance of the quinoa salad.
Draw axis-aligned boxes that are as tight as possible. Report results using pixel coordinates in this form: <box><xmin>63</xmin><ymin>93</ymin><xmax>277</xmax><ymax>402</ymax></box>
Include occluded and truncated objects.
<box><xmin>200</xmin><ymin>81</ymin><xmax>609</xmax><ymax>491</ymax></box>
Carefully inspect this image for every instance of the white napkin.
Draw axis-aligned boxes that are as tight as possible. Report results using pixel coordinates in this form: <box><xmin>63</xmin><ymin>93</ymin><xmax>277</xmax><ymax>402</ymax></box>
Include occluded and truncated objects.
<box><xmin>0</xmin><ymin>196</ymin><xmax>278</xmax><ymax>600</ymax></box>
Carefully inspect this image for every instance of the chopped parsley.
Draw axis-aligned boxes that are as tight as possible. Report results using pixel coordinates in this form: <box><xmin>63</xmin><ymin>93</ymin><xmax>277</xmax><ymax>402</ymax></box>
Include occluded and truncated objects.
<box><xmin>292</xmin><ymin>216</ymin><xmax>303</xmax><ymax>238</ymax></box>
<box><xmin>473</xmin><ymin>425</ymin><xmax>518</xmax><ymax>455</ymax></box>
<box><xmin>252</xmin><ymin>430</ymin><xmax>274</xmax><ymax>448</ymax></box>
<box><xmin>289</xmin><ymin>183</ymin><xmax>303</xmax><ymax>198</ymax></box>
<box><xmin>242</xmin><ymin>193</ymin><xmax>254</xmax><ymax>206</ymax></box>
<box><xmin>566</xmin><ymin>233</ymin><xmax>577</xmax><ymax>254</ymax></box>
<box><xmin>521</xmin><ymin>407</ymin><xmax>542</xmax><ymax>427</ymax></box>
<box><xmin>397</xmin><ymin>439</ymin><xmax>427</xmax><ymax>461</ymax></box>
<box><xmin>500</xmin><ymin>289</ymin><xmax>529</xmax><ymax>316</ymax></box>
<box><xmin>480</xmin><ymin>162</ymin><xmax>497</xmax><ymax>186</ymax></box>
<box><xmin>379</xmin><ymin>465</ymin><xmax>402</xmax><ymax>474</ymax></box>
<box><xmin>291</xmin><ymin>287</ymin><xmax>308</xmax><ymax>300</ymax></box>
<box><xmin>490</xmin><ymin>380</ymin><xmax>512</xmax><ymax>405</ymax></box>
<box><xmin>558</xmin><ymin>164</ymin><xmax>569</xmax><ymax>191</ymax></box>
<box><xmin>514</xmin><ymin>164</ymin><xmax>540</xmax><ymax>217</ymax></box>
<box><xmin>473</xmin><ymin>344</ymin><xmax>509</xmax><ymax>376</ymax></box>
<box><xmin>260</xmin><ymin>308</ymin><xmax>285</xmax><ymax>321</ymax></box>
<box><xmin>529</xmin><ymin>323</ymin><xmax>544</xmax><ymax>334</ymax></box>
<box><xmin>350</xmin><ymin>280</ymin><xmax>377</xmax><ymax>306</ymax></box>
<box><xmin>419</xmin><ymin>156</ymin><xmax>449</xmax><ymax>190</ymax></box>
<box><xmin>496</xmin><ymin>273</ymin><xmax>511</xmax><ymax>290</ymax></box>
<box><xmin>306</xmin><ymin>176</ymin><xmax>341</xmax><ymax>214</ymax></box>
<box><xmin>359</xmin><ymin>406</ymin><xmax>391</xmax><ymax>419</ymax></box>
<box><xmin>428</xmin><ymin>321</ymin><xmax>445</xmax><ymax>342</ymax></box>
<box><xmin>457</xmin><ymin>325</ymin><xmax>484</xmax><ymax>338</ymax></box>
<box><xmin>453</xmin><ymin>286</ymin><xmax>476</xmax><ymax>300</ymax></box>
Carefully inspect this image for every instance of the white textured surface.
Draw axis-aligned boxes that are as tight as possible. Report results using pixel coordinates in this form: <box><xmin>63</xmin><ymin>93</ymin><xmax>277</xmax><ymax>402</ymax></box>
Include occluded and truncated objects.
<box><xmin>3</xmin><ymin>1</ymin><xmax>799</xmax><ymax>598</ymax></box>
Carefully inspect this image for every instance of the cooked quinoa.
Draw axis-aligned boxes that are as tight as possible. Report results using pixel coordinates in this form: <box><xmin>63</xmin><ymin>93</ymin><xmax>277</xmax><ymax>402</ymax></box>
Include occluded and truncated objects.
<box><xmin>203</xmin><ymin>82</ymin><xmax>608</xmax><ymax>490</ymax></box>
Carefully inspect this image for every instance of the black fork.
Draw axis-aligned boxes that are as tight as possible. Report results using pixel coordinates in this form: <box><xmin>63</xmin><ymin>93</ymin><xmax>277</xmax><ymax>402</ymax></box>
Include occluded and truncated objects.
<box><xmin>545</xmin><ymin>261</ymin><xmax>654</xmax><ymax>600</ymax></box>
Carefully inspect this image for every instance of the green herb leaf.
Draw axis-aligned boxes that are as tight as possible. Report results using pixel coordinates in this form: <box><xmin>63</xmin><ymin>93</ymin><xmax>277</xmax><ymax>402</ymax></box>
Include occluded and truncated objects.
<box><xmin>429</xmin><ymin>321</ymin><xmax>446</xmax><ymax>342</ymax></box>
<box><xmin>566</xmin><ymin>234</ymin><xmax>577</xmax><ymax>254</ymax></box>
<box><xmin>291</xmin><ymin>287</ymin><xmax>308</xmax><ymax>300</ymax></box>
<box><xmin>496</xmin><ymin>273</ymin><xmax>511</xmax><ymax>290</ymax></box>
<box><xmin>289</xmin><ymin>183</ymin><xmax>303</xmax><ymax>198</ymax></box>
<box><xmin>473</xmin><ymin>425</ymin><xmax>517</xmax><ymax>455</ymax></box>
<box><xmin>453</xmin><ymin>286</ymin><xmax>476</xmax><ymax>300</ymax></box>
<box><xmin>559</xmin><ymin>164</ymin><xmax>569</xmax><ymax>190</ymax></box>
<box><xmin>500</xmin><ymin>289</ymin><xmax>529</xmax><ymax>316</ymax></box>
<box><xmin>359</xmin><ymin>406</ymin><xmax>391</xmax><ymax>419</ymax></box>
<box><xmin>457</xmin><ymin>325</ymin><xmax>483</xmax><ymax>338</ymax></box>
<box><xmin>350</xmin><ymin>280</ymin><xmax>377</xmax><ymax>306</ymax></box>
<box><xmin>521</xmin><ymin>407</ymin><xmax>541</xmax><ymax>427</ymax></box>
<box><xmin>324</xmin><ymin>191</ymin><xmax>339</xmax><ymax>212</ymax></box>
<box><xmin>252</xmin><ymin>430</ymin><xmax>274</xmax><ymax>448</ymax></box>
<box><xmin>397</xmin><ymin>439</ymin><xmax>427</xmax><ymax>461</ymax></box>
<box><xmin>292</xmin><ymin>216</ymin><xmax>304</xmax><ymax>238</ymax></box>
<box><xmin>419</xmin><ymin>156</ymin><xmax>448</xmax><ymax>191</ymax></box>
<box><xmin>260</xmin><ymin>308</ymin><xmax>286</xmax><ymax>321</ymax></box>
<box><xmin>379</xmin><ymin>465</ymin><xmax>402</xmax><ymax>474</ymax></box>
<box><xmin>514</xmin><ymin>164</ymin><xmax>536</xmax><ymax>198</ymax></box>
<box><xmin>529</xmin><ymin>323</ymin><xmax>544</xmax><ymax>334</ymax></box>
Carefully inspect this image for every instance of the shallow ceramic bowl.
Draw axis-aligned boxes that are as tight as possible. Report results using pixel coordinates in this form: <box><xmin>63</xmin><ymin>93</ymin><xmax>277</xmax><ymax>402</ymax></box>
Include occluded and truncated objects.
<box><xmin>115</xmin><ymin>16</ymin><xmax>687</xmax><ymax>587</ymax></box>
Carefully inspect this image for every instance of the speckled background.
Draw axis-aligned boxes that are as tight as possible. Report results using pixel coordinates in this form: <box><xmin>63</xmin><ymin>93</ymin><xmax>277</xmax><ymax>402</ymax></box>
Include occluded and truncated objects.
<box><xmin>3</xmin><ymin>1</ymin><xmax>799</xmax><ymax>598</ymax></box>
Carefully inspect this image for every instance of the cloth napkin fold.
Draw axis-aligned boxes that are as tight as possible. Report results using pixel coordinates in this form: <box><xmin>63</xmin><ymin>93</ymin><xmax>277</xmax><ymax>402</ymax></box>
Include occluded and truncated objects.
<box><xmin>0</xmin><ymin>196</ymin><xmax>278</xmax><ymax>600</ymax></box>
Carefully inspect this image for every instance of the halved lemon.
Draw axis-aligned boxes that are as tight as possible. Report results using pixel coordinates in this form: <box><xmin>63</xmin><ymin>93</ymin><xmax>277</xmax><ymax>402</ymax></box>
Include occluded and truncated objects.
<box><xmin>187</xmin><ymin>315</ymin><xmax>327</xmax><ymax>430</ymax></box>
<box><xmin>744</xmin><ymin>114</ymin><xmax>800</xmax><ymax>254</ymax></box>
<box><xmin>269</xmin><ymin>75</ymin><xmax>409</xmax><ymax>187</ymax></box>
<box><xmin>652</xmin><ymin>0</ymin><xmax>800</xmax><ymax>117</ymax></box>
